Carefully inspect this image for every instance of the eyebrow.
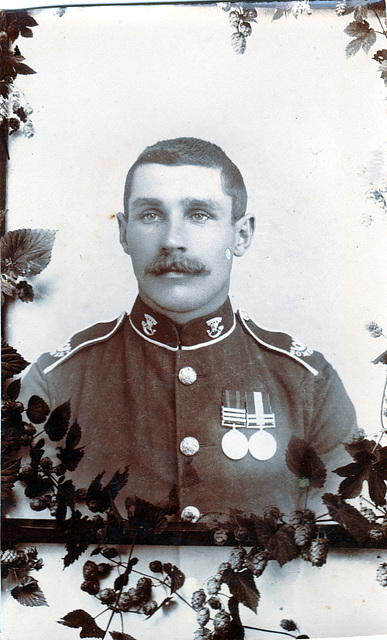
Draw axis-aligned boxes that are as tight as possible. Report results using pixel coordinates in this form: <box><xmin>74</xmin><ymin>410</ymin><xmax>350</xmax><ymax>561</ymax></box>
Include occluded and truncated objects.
<box><xmin>129</xmin><ymin>197</ymin><xmax>224</xmax><ymax>212</ymax></box>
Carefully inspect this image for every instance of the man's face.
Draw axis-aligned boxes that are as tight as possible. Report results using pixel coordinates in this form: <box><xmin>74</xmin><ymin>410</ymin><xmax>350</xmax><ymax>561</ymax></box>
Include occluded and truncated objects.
<box><xmin>118</xmin><ymin>163</ymin><xmax>252</xmax><ymax>320</ymax></box>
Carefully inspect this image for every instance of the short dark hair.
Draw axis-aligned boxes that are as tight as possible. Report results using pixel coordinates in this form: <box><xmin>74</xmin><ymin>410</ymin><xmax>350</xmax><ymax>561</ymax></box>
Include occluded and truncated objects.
<box><xmin>123</xmin><ymin>137</ymin><xmax>247</xmax><ymax>222</ymax></box>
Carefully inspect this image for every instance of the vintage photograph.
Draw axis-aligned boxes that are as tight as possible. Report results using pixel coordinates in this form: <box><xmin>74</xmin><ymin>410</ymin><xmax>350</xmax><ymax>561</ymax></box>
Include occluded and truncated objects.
<box><xmin>1</xmin><ymin>2</ymin><xmax>387</xmax><ymax>639</ymax></box>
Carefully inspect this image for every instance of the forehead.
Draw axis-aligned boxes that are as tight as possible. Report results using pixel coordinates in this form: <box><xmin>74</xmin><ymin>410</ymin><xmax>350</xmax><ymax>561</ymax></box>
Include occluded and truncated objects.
<box><xmin>127</xmin><ymin>163</ymin><xmax>232</xmax><ymax>209</ymax></box>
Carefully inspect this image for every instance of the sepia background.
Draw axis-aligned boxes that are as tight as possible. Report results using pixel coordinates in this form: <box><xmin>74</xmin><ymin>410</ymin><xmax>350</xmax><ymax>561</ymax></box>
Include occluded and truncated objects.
<box><xmin>3</xmin><ymin>2</ymin><xmax>387</xmax><ymax>639</ymax></box>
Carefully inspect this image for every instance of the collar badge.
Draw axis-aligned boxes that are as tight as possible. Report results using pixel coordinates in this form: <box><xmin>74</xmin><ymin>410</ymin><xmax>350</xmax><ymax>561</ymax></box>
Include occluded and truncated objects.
<box><xmin>206</xmin><ymin>316</ymin><xmax>224</xmax><ymax>339</ymax></box>
<box><xmin>142</xmin><ymin>313</ymin><xmax>157</xmax><ymax>336</ymax></box>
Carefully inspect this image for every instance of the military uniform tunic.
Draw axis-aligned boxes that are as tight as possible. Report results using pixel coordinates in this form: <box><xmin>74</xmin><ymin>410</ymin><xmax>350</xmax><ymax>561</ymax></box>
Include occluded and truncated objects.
<box><xmin>19</xmin><ymin>297</ymin><xmax>357</xmax><ymax>515</ymax></box>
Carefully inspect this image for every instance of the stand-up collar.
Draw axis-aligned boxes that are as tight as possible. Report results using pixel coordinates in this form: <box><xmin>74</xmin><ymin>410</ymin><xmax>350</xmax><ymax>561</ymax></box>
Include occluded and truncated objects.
<box><xmin>129</xmin><ymin>296</ymin><xmax>236</xmax><ymax>350</ymax></box>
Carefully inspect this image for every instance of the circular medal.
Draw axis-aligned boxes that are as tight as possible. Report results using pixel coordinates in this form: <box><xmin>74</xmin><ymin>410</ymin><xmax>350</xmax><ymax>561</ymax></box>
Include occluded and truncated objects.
<box><xmin>248</xmin><ymin>430</ymin><xmax>277</xmax><ymax>461</ymax></box>
<box><xmin>221</xmin><ymin>428</ymin><xmax>249</xmax><ymax>460</ymax></box>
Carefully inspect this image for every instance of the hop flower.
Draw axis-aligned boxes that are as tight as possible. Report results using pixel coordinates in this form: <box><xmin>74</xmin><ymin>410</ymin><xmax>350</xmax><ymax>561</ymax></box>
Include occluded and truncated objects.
<box><xmin>234</xmin><ymin>526</ymin><xmax>249</xmax><ymax>542</ymax></box>
<box><xmin>376</xmin><ymin>562</ymin><xmax>387</xmax><ymax>587</ymax></box>
<box><xmin>263</xmin><ymin>505</ymin><xmax>283</xmax><ymax>523</ymax></box>
<box><xmin>373</xmin><ymin>49</ymin><xmax>387</xmax><ymax>63</ymax></box>
<box><xmin>365</xmin><ymin>321</ymin><xmax>383</xmax><ymax>338</ymax></box>
<box><xmin>245</xmin><ymin>550</ymin><xmax>269</xmax><ymax>577</ymax></box>
<box><xmin>206</xmin><ymin>576</ymin><xmax>221</xmax><ymax>595</ymax></box>
<box><xmin>231</xmin><ymin>32</ymin><xmax>246</xmax><ymax>55</ymax></box>
<box><xmin>360</xmin><ymin>507</ymin><xmax>378</xmax><ymax>523</ymax></box>
<box><xmin>83</xmin><ymin>560</ymin><xmax>99</xmax><ymax>581</ymax></box>
<box><xmin>369</xmin><ymin>528</ymin><xmax>384</xmax><ymax>542</ymax></box>
<box><xmin>228</xmin><ymin>10</ymin><xmax>241</xmax><ymax>28</ymax></box>
<box><xmin>81</xmin><ymin>580</ymin><xmax>100</xmax><ymax>595</ymax></box>
<box><xmin>98</xmin><ymin>588</ymin><xmax>116</xmax><ymax>604</ymax></box>
<box><xmin>213</xmin><ymin>529</ymin><xmax>228</xmax><ymax>545</ymax></box>
<box><xmin>197</xmin><ymin>606</ymin><xmax>210</xmax><ymax>627</ymax></box>
<box><xmin>96</xmin><ymin>562</ymin><xmax>112</xmax><ymax>577</ymax></box>
<box><xmin>22</xmin><ymin>121</ymin><xmax>35</xmax><ymax>139</ymax></box>
<box><xmin>192</xmin><ymin>589</ymin><xmax>207</xmax><ymax>611</ymax></box>
<box><xmin>309</xmin><ymin>538</ymin><xmax>329</xmax><ymax>567</ymax></box>
<box><xmin>239</xmin><ymin>21</ymin><xmax>252</xmax><ymax>37</ymax></box>
<box><xmin>29</xmin><ymin>497</ymin><xmax>50</xmax><ymax>512</ymax></box>
<box><xmin>1</xmin><ymin>549</ymin><xmax>18</xmax><ymax>565</ymax></box>
<box><xmin>149</xmin><ymin>560</ymin><xmax>163</xmax><ymax>573</ymax></box>
<box><xmin>194</xmin><ymin>628</ymin><xmax>212</xmax><ymax>640</ymax></box>
<box><xmin>142</xmin><ymin>600</ymin><xmax>158</xmax><ymax>616</ymax></box>
<box><xmin>228</xmin><ymin>546</ymin><xmax>246</xmax><ymax>571</ymax></box>
<box><xmin>15</xmin><ymin>279</ymin><xmax>34</xmax><ymax>302</ymax></box>
<box><xmin>208</xmin><ymin>595</ymin><xmax>222</xmax><ymax>609</ymax></box>
<box><xmin>117</xmin><ymin>591</ymin><xmax>134</xmax><ymax>611</ymax></box>
<box><xmin>213</xmin><ymin>610</ymin><xmax>232</xmax><ymax>631</ymax></box>
<box><xmin>280</xmin><ymin>619</ymin><xmax>297</xmax><ymax>632</ymax></box>
<box><xmin>136</xmin><ymin>576</ymin><xmax>152</xmax><ymax>603</ymax></box>
<box><xmin>217</xmin><ymin>562</ymin><xmax>231</xmax><ymax>576</ymax></box>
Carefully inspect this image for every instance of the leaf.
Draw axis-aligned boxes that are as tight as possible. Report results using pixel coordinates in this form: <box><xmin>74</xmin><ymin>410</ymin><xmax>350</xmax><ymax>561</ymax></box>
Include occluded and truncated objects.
<box><xmin>131</xmin><ymin>497</ymin><xmax>168</xmax><ymax>535</ymax></box>
<box><xmin>322</xmin><ymin>493</ymin><xmax>371</xmax><ymax>543</ymax></box>
<box><xmin>1</xmin><ymin>340</ymin><xmax>29</xmax><ymax>380</ymax></box>
<box><xmin>354</xmin><ymin>4</ymin><xmax>367</xmax><ymax>21</ymax></box>
<box><xmin>27</xmin><ymin>395</ymin><xmax>50</xmax><ymax>424</ymax></box>
<box><xmin>0</xmin><ymin>229</ymin><xmax>56</xmax><ymax>278</ymax></box>
<box><xmin>163</xmin><ymin>564</ymin><xmax>185</xmax><ymax>593</ymax></box>
<box><xmin>44</xmin><ymin>400</ymin><xmax>71</xmax><ymax>441</ymax></box>
<box><xmin>251</xmin><ymin>514</ymin><xmax>276</xmax><ymax>546</ymax></box>
<box><xmin>58</xmin><ymin>609</ymin><xmax>104</xmax><ymax>638</ymax></box>
<box><xmin>11</xmin><ymin>577</ymin><xmax>48</xmax><ymax>607</ymax></box>
<box><xmin>1</xmin><ymin>456</ymin><xmax>21</xmax><ymax>501</ymax></box>
<box><xmin>285</xmin><ymin>437</ymin><xmax>327</xmax><ymax>488</ymax></box>
<box><xmin>24</xmin><ymin>475</ymin><xmax>53</xmax><ymax>499</ymax></box>
<box><xmin>86</xmin><ymin>467</ymin><xmax>129</xmax><ymax>513</ymax></box>
<box><xmin>56</xmin><ymin>479</ymin><xmax>75</xmax><ymax>521</ymax></box>
<box><xmin>14</xmin><ymin>62</ymin><xmax>36</xmax><ymax>75</ymax></box>
<box><xmin>110</xmin><ymin>632</ymin><xmax>138</xmax><ymax>640</ymax></box>
<box><xmin>372</xmin><ymin>349</ymin><xmax>387</xmax><ymax>365</ymax></box>
<box><xmin>344</xmin><ymin>20</ymin><xmax>377</xmax><ymax>56</ymax></box>
<box><xmin>267</xmin><ymin>525</ymin><xmax>299</xmax><ymax>567</ymax></box>
<box><xmin>62</xmin><ymin>512</ymin><xmax>92</xmax><ymax>568</ymax></box>
<box><xmin>272</xmin><ymin>8</ymin><xmax>285</xmax><ymax>21</ymax></box>
<box><xmin>162</xmin><ymin>481</ymin><xmax>180</xmax><ymax>515</ymax></box>
<box><xmin>344</xmin><ymin>438</ymin><xmax>376</xmax><ymax>457</ymax></box>
<box><xmin>114</xmin><ymin>573</ymin><xmax>129</xmax><ymax>591</ymax></box>
<box><xmin>222</xmin><ymin>568</ymin><xmax>259</xmax><ymax>613</ymax></box>
<box><xmin>102</xmin><ymin>548</ymin><xmax>119</xmax><ymax>559</ymax></box>
<box><xmin>368</xmin><ymin>471</ymin><xmax>386</xmax><ymax>507</ymax></box>
<box><xmin>6</xmin><ymin>378</ymin><xmax>21</xmax><ymax>400</ymax></box>
<box><xmin>57</xmin><ymin>420</ymin><xmax>85</xmax><ymax>471</ymax></box>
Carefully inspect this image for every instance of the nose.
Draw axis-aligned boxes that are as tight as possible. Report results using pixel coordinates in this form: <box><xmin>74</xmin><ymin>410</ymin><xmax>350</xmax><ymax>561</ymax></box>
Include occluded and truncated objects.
<box><xmin>161</xmin><ymin>215</ymin><xmax>187</xmax><ymax>252</ymax></box>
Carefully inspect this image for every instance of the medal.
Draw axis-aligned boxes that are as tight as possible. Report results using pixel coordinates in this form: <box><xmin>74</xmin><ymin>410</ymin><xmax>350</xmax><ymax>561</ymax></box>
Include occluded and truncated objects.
<box><xmin>221</xmin><ymin>427</ymin><xmax>249</xmax><ymax>460</ymax></box>
<box><xmin>221</xmin><ymin>390</ymin><xmax>277</xmax><ymax>461</ymax></box>
<box><xmin>248</xmin><ymin>429</ymin><xmax>277</xmax><ymax>460</ymax></box>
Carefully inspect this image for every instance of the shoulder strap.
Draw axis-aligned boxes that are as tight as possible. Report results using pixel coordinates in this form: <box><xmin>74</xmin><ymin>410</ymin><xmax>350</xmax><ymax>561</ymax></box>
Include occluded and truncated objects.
<box><xmin>237</xmin><ymin>309</ymin><xmax>319</xmax><ymax>376</ymax></box>
<box><xmin>43</xmin><ymin>312</ymin><xmax>127</xmax><ymax>374</ymax></box>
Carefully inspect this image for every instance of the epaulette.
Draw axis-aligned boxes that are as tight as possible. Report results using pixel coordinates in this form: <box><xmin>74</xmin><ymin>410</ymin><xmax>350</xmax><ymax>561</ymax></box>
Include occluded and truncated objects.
<box><xmin>237</xmin><ymin>309</ymin><xmax>319</xmax><ymax>376</ymax></box>
<box><xmin>42</xmin><ymin>312</ymin><xmax>127</xmax><ymax>374</ymax></box>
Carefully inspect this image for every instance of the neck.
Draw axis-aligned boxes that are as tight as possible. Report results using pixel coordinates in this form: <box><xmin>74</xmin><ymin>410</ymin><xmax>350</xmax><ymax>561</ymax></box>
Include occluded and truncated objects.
<box><xmin>138</xmin><ymin>291</ymin><xmax>230</xmax><ymax>325</ymax></box>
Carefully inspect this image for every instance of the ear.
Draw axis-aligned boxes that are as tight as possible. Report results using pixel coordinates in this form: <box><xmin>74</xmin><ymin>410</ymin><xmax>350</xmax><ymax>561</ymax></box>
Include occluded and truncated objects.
<box><xmin>233</xmin><ymin>214</ymin><xmax>255</xmax><ymax>257</ymax></box>
<box><xmin>117</xmin><ymin>211</ymin><xmax>130</xmax><ymax>254</ymax></box>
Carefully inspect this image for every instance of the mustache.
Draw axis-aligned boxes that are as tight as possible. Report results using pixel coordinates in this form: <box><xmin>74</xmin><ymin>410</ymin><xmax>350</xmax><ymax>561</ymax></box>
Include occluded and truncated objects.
<box><xmin>145</xmin><ymin>253</ymin><xmax>210</xmax><ymax>276</ymax></box>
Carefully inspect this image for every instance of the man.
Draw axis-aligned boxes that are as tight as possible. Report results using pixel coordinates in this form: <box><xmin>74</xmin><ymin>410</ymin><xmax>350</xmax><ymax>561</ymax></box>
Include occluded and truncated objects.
<box><xmin>20</xmin><ymin>137</ymin><xmax>357</xmax><ymax>516</ymax></box>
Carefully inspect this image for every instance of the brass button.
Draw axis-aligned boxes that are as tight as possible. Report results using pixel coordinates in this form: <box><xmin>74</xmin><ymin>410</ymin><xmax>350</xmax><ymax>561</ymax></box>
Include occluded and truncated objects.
<box><xmin>180</xmin><ymin>436</ymin><xmax>200</xmax><ymax>456</ymax></box>
<box><xmin>178</xmin><ymin>366</ymin><xmax>197</xmax><ymax>385</ymax></box>
<box><xmin>181</xmin><ymin>506</ymin><xmax>200</xmax><ymax>522</ymax></box>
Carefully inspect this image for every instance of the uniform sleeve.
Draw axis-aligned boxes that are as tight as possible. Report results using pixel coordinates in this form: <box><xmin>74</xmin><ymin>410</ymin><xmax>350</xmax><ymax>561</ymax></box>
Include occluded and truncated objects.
<box><xmin>307</xmin><ymin>358</ymin><xmax>359</xmax><ymax>455</ymax></box>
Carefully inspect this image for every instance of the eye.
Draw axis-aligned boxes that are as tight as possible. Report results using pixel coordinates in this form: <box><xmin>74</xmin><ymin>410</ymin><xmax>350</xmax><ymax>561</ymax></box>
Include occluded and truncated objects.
<box><xmin>139</xmin><ymin>210</ymin><xmax>162</xmax><ymax>223</ymax></box>
<box><xmin>188</xmin><ymin>211</ymin><xmax>211</xmax><ymax>223</ymax></box>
